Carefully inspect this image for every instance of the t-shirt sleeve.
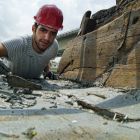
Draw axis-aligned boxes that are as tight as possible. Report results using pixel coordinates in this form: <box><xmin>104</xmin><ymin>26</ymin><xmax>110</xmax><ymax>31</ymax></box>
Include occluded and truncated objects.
<box><xmin>1</xmin><ymin>37</ymin><xmax>24</xmax><ymax>60</ymax></box>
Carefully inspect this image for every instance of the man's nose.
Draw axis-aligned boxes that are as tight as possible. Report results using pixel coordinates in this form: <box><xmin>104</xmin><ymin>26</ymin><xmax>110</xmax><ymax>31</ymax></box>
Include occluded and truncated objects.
<box><xmin>44</xmin><ymin>32</ymin><xmax>52</xmax><ymax>40</ymax></box>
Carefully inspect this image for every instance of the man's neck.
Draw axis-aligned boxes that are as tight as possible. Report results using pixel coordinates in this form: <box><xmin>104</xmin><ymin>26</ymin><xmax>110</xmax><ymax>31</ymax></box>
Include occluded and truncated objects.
<box><xmin>32</xmin><ymin>35</ymin><xmax>43</xmax><ymax>54</ymax></box>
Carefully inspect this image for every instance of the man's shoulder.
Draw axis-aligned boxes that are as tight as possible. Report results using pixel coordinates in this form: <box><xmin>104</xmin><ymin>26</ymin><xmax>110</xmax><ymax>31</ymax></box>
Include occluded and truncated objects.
<box><xmin>1</xmin><ymin>35</ymin><xmax>32</xmax><ymax>52</ymax></box>
<box><xmin>21</xmin><ymin>35</ymin><xmax>32</xmax><ymax>40</ymax></box>
<box><xmin>54</xmin><ymin>39</ymin><xmax>58</xmax><ymax>44</ymax></box>
<box><xmin>2</xmin><ymin>35</ymin><xmax>32</xmax><ymax>44</ymax></box>
<box><xmin>52</xmin><ymin>39</ymin><xmax>59</xmax><ymax>48</ymax></box>
<box><xmin>21</xmin><ymin>35</ymin><xmax>32</xmax><ymax>45</ymax></box>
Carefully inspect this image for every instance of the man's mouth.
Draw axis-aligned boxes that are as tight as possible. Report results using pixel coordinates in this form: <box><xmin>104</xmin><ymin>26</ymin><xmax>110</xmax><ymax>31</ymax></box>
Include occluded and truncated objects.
<box><xmin>40</xmin><ymin>42</ymin><xmax>49</xmax><ymax>46</ymax></box>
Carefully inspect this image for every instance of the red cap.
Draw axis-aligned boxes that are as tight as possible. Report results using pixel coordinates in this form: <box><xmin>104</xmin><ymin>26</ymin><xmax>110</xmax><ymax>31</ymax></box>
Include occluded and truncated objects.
<box><xmin>34</xmin><ymin>4</ymin><xmax>63</xmax><ymax>30</ymax></box>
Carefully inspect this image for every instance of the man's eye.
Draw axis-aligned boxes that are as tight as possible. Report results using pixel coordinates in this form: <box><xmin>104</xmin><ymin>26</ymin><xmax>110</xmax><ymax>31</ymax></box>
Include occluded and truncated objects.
<box><xmin>40</xmin><ymin>28</ymin><xmax>47</xmax><ymax>32</ymax></box>
<box><xmin>52</xmin><ymin>32</ymin><xmax>57</xmax><ymax>36</ymax></box>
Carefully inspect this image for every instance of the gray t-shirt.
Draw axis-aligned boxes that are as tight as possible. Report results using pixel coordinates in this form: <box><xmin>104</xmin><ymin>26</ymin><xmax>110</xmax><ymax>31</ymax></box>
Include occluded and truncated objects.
<box><xmin>2</xmin><ymin>35</ymin><xmax>59</xmax><ymax>79</ymax></box>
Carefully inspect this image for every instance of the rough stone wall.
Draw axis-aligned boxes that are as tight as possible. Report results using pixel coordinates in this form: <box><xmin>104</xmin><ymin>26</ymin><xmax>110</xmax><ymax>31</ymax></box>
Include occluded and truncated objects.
<box><xmin>116</xmin><ymin>0</ymin><xmax>134</xmax><ymax>6</ymax></box>
<box><xmin>78</xmin><ymin>0</ymin><xmax>136</xmax><ymax>36</ymax></box>
<box><xmin>58</xmin><ymin>0</ymin><xmax>140</xmax><ymax>88</ymax></box>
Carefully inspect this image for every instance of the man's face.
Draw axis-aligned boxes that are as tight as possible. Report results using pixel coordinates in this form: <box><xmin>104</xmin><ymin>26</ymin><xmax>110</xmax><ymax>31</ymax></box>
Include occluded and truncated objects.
<box><xmin>32</xmin><ymin>24</ymin><xmax>58</xmax><ymax>53</ymax></box>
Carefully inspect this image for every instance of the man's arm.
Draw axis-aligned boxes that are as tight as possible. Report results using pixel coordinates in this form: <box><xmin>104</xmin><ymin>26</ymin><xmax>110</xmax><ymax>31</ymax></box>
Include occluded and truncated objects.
<box><xmin>0</xmin><ymin>43</ymin><xmax>8</xmax><ymax>57</ymax></box>
<box><xmin>43</xmin><ymin>62</ymin><xmax>58</xmax><ymax>80</ymax></box>
<box><xmin>43</xmin><ymin>62</ymin><xmax>51</xmax><ymax>79</ymax></box>
<box><xmin>0</xmin><ymin>43</ymin><xmax>10</xmax><ymax>75</ymax></box>
<box><xmin>44</xmin><ymin>62</ymin><xmax>51</xmax><ymax>74</ymax></box>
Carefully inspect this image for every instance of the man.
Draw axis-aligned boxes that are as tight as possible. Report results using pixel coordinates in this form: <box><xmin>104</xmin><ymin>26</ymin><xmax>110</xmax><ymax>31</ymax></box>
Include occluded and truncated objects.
<box><xmin>0</xmin><ymin>4</ymin><xmax>63</xmax><ymax>79</ymax></box>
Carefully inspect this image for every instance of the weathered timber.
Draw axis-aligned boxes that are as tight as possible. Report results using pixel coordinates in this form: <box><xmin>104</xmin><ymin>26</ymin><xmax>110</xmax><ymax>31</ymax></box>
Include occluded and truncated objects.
<box><xmin>77</xmin><ymin>99</ymin><xmax>140</xmax><ymax>122</ymax></box>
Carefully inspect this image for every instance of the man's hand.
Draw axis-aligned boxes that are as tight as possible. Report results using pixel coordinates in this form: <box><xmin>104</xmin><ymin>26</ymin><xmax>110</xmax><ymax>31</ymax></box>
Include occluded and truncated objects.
<box><xmin>43</xmin><ymin>71</ymin><xmax>58</xmax><ymax>80</ymax></box>
<box><xmin>0</xmin><ymin>59</ymin><xmax>11</xmax><ymax>75</ymax></box>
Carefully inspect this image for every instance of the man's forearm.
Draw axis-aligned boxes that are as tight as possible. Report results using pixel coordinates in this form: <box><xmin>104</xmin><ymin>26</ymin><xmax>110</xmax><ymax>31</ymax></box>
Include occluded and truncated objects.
<box><xmin>0</xmin><ymin>60</ymin><xmax>11</xmax><ymax>75</ymax></box>
<box><xmin>0</xmin><ymin>43</ymin><xmax>8</xmax><ymax>57</ymax></box>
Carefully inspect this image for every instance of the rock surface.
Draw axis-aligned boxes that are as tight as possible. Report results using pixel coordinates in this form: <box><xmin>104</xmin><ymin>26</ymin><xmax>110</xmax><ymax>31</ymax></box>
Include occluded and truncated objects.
<box><xmin>0</xmin><ymin>77</ymin><xmax>140</xmax><ymax>139</ymax></box>
<box><xmin>58</xmin><ymin>0</ymin><xmax>140</xmax><ymax>88</ymax></box>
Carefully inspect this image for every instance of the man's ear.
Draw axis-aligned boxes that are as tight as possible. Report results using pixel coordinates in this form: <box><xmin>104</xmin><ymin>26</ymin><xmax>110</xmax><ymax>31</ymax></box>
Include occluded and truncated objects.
<box><xmin>32</xmin><ymin>25</ymin><xmax>35</xmax><ymax>32</ymax></box>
